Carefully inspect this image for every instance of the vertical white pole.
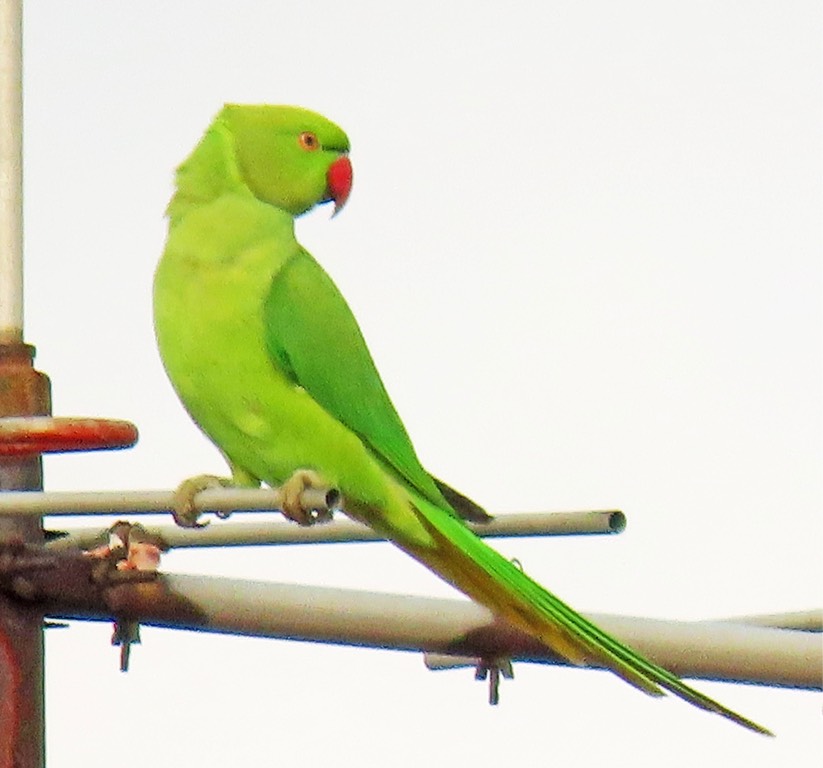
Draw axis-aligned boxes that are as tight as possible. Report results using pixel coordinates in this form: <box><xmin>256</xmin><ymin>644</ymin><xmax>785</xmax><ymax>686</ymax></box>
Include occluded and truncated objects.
<box><xmin>0</xmin><ymin>0</ymin><xmax>23</xmax><ymax>343</ymax></box>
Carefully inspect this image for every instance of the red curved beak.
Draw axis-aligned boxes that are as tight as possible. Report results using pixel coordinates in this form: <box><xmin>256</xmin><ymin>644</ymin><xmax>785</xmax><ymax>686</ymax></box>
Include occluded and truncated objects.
<box><xmin>327</xmin><ymin>154</ymin><xmax>352</xmax><ymax>216</ymax></box>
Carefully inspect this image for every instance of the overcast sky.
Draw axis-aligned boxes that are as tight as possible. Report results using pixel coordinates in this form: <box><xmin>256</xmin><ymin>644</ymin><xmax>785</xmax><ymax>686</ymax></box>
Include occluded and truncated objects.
<box><xmin>18</xmin><ymin>1</ymin><xmax>821</xmax><ymax>765</ymax></box>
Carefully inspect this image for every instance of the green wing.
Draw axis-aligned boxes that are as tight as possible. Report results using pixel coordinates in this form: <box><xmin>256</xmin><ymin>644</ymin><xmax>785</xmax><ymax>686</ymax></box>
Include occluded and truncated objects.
<box><xmin>263</xmin><ymin>249</ymin><xmax>463</xmax><ymax>514</ymax></box>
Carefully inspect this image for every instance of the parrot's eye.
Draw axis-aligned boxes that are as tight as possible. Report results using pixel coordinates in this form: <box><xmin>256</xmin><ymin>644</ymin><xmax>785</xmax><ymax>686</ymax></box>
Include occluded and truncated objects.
<box><xmin>298</xmin><ymin>132</ymin><xmax>320</xmax><ymax>151</ymax></box>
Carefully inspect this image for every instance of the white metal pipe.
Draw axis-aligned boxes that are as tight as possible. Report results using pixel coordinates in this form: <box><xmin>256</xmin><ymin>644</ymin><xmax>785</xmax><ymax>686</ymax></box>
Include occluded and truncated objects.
<box><xmin>0</xmin><ymin>0</ymin><xmax>23</xmax><ymax>342</ymax></box>
<box><xmin>0</xmin><ymin>487</ymin><xmax>624</xmax><ymax>545</ymax></box>
<box><xmin>0</xmin><ymin>487</ymin><xmax>620</xmax><ymax>525</ymax></box>
<box><xmin>51</xmin><ymin>511</ymin><xmax>622</xmax><ymax>548</ymax></box>
<box><xmin>716</xmin><ymin>610</ymin><xmax>823</xmax><ymax>633</ymax></box>
<box><xmin>425</xmin><ymin>614</ymin><xmax>822</xmax><ymax>689</ymax></box>
<box><xmin>0</xmin><ymin>487</ymin><xmax>331</xmax><ymax>517</ymax></box>
<box><xmin>48</xmin><ymin>573</ymin><xmax>822</xmax><ymax>690</ymax></box>
<box><xmin>46</xmin><ymin>509</ymin><xmax>623</xmax><ymax>549</ymax></box>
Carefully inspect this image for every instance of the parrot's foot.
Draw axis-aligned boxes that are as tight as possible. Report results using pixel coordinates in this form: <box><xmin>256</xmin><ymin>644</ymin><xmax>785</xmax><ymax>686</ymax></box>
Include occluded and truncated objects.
<box><xmin>171</xmin><ymin>474</ymin><xmax>231</xmax><ymax>528</ymax></box>
<box><xmin>279</xmin><ymin>469</ymin><xmax>336</xmax><ymax>526</ymax></box>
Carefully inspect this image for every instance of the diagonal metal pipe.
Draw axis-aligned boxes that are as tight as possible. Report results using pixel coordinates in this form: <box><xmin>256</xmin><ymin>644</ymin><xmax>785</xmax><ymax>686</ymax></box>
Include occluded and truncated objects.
<box><xmin>12</xmin><ymin>553</ymin><xmax>817</xmax><ymax>691</ymax></box>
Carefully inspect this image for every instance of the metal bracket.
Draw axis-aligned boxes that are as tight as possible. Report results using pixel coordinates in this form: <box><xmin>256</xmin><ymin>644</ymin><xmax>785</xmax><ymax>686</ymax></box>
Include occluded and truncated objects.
<box><xmin>82</xmin><ymin>521</ymin><xmax>166</xmax><ymax>671</ymax></box>
<box><xmin>474</xmin><ymin>658</ymin><xmax>515</xmax><ymax>705</ymax></box>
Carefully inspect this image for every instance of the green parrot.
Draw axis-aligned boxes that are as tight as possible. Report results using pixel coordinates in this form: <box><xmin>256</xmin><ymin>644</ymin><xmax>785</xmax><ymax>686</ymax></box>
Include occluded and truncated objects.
<box><xmin>153</xmin><ymin>104</ymin><xmax>769</xmax><ymax>735</ymax></box>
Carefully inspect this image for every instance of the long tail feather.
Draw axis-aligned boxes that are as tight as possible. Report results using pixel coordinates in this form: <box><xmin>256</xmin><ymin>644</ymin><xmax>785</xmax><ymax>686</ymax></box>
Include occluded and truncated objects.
<box><xmin>398</xmin><ymin>497</ymin><xmax>772</xmax><ymax>736</ymax></box>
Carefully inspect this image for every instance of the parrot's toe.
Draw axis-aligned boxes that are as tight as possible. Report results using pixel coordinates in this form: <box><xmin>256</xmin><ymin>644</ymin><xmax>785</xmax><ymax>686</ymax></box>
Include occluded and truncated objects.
<box><xmin>171</xmin><ymin>474</ymin><xmax>231</xmax><ymax>528</ymax></box>
<box><xmin>279</xmin><ymin>468</ymin><xmax>334</xmax><ymax>525</ymax></box>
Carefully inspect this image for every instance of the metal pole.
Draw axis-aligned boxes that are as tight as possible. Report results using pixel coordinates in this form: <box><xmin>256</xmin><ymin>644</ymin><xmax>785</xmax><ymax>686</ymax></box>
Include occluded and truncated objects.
<box><xmin>0</xmin><ymin>0</ymin><xmax>23</xmax><ymax>343</ymax></box>
<box><xmin>0</xmin><ymin>488</ymin><xmax>624</xmax><ymax>533</ymax></box>
<box><xmin>43</xmin><ymin>509</ymin><xmax>624</xmax><ymax>550</ymax></box>
<box><xmin>0</xmin><ymin>2</ymin><xmax>46</xmax><ymax>765</ymax></box>
<box><xmin>33</xmin><ymin>570</ymin><xmax>820</xmax><ymax>691</ymax></box>
<box><xmin>716</xmin><ymin>610</ymin><xmax>823</xmax><ymax>633</ymax></box>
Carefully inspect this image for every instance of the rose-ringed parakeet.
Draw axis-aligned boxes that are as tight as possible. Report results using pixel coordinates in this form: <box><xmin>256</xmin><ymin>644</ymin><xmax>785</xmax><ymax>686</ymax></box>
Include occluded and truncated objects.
<box><xmin>153</xmin><ymin>105</ymin><xmax>770</xmax><ymax>735</ymax></box>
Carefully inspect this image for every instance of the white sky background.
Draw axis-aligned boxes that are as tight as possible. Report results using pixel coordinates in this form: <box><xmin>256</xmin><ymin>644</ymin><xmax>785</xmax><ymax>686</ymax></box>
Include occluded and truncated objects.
<box><xmin>18</xmin><ymin>1</ymin><xmax>820</xmax><ymax>765</ymax></box>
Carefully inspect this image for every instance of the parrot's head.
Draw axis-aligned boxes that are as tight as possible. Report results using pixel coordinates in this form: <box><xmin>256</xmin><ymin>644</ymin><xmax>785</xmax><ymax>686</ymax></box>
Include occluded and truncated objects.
<box><xmin>220</xmin><ymin>104</ymin><xmax>352</xmax><ymax>217</ymax></box>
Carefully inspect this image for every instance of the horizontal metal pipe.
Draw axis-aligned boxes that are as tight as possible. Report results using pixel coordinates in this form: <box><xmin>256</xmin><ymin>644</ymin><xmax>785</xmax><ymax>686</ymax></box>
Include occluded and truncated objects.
<box><xmin>2</xmin><ymin>487</ymin><xmax>622</xmax><ymax>534</ymax></box>
<box><xmin>0</xmin><ymin>487</ymin><xmax>329</xmax><ymax>517</ymax></box>
<box><xmin>45</xmin><ymin>509</ymin><xmax>624</xmax><ymax>549</ymax></box>
<box><xmin>43</xmin><ymin>571</ymin><xmax>821</xmax><ymax>690</ymax></box>
<box><xmin>716</xmin><ymin>610</ymin><xmax>822</xmax><ymax>633</ymax></box>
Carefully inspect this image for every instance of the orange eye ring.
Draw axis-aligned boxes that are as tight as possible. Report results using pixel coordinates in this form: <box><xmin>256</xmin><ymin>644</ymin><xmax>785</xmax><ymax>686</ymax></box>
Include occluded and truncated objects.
<box><xmin>298</xmin><ymin>131</ymin><xmax>320</xmax><ymax>151</ymax></box>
